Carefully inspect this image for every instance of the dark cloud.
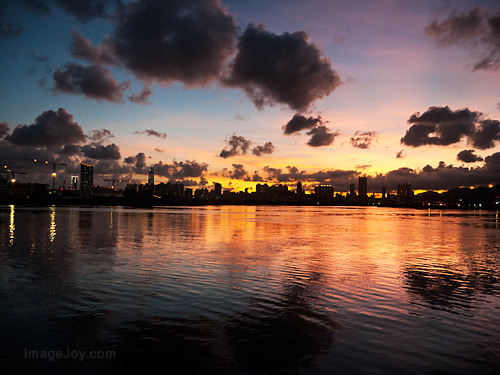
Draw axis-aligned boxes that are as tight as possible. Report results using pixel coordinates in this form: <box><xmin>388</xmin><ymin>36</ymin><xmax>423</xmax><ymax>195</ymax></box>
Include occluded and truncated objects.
<box><xmin>0</xmin><ymin>122</ymin><xmax>9</xmax><ymax>138</ymax></box>
<box><xmin>425</xmin><ymin>7</ymin><xmax>500</xmax><ymax>71</ymax></box>
<box><xmin>470</xmin><ymin>119</ymin><xmax>500</xmax><ymax>149</ymax></box>
<box><xmin>23</xmin><ymin>0</ymin><xmax>113</xmax><ymax>22</ymax></box>
<box><xmin>70</xmin><ymin>30</ymin><xmax>117</xmax><ymax>65</ymax></box>
<box><xmin>152</xmin><ymin>159</ymin><xmax>208</xmax><ymax>179</ymax></box>
<box><xmin>128</xmin><ymin>84</ymin><xmax>153</xmax><ymax>105</ymax></box>
<box><xmin>0</xmin><ymin>2</ymin><xmax>23</xmax><ymax>37</ymax></box>
<box><xmin>262</xmin><ymin>165</ymin><xmax>360</xmax><ymax>186</ymax></box>
<box><xmin>81</xmin><ymin>143</ymin><xmax>121</xmax><ymax>160</ymax></box>
<box><xmin>219</xmin><ymin>134</ymin><xmax>251</xmax><ymax>158</ymax></box>
<box><xmin>5</xmin><ymin>108</ymin><xmax>86</xmax><ymax>147</ymax></box>
<box><xmin>53</xmin><ymin>63</ymin><xmax>130</xmax><ymax>103</ymax></box>
<box><xmin>55</xmin><ymin>144</ymin><xmax>81</xmax><ymax>155</ymax></box>
<box><xmin>224</xmin><ymin>163</ymin><xmax>249</xmax><ymax>180</ymax></box>
<box><xmin>396</xmin><ymin>149</ymin><xmax>406</xmax><ymax>159</ymax></box>
<box><xmin>124</xmin><ymin>152</ymin><xmax>147</xmax><ymax>173</ymax></box>
<box><xmin>88</xmin><ymin>129</ymin><xmax>114</xmax><ymax>142</ymax></box>
<box><xmin>400</xmin><ymin>106</ymin><xmax>500</xmax><ymax>149</ymax></box>
<box><xmin>223</xmin><ymin>23</ymin><xmax>342</xmax><ymax>111</ymax></box>
<box><xmin>306</xmin><ymin>126</ymin><xmax>340</xmax><ymax>147</ymax></box>
<box><xmin>111</xmin><ymin>0</ymin><xmax>237</xmax><ymax>87</ymax></box>
<box><xmin>252</xmin><ymin>142</ymin><xmax>275</xmax><ymax>156</ymax></box>
<box><xmin>457</xmin><ymin>149</ymin><xmax>484</xmax><ymax>163</ymax></box>
<box><xmin>350</xmin><ymin>131</ymin><xmax>378</xmax><ymax>149</ymax></box>
<box><xmin>355</xmin><ymin>164</ymin><xmax>371</xmax><ymax>170</ymax></box>
<box><xmin>484</xmin><ymin>152</ymin><xmax>500</xmax><ymax>174</ymax></box>
<box><xmin>282</xmin><ymin>114</ymin><xmax>324</xmax><ymax>135</ymax></box>
<box><xmin>30</xmin><ymin>51</ymin><xmax>49</xmax><ymax>62</ymax></box>
<box><xmin>134</xmin><ymin>129</ymin><xmax>167</xmax><ymax>139</ymax></box>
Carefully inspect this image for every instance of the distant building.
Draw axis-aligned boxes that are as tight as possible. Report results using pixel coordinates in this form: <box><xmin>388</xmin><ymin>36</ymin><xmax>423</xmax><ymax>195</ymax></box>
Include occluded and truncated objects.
<box><xmin>315</xmin><ymin>185</ymin><xmax>334</xmax><ymax>200</ymax></box>
<box><xmin>382</xmin><ymin>186</ymin><xmax>386</xmax><ymax>199</ymax></box>
<box><xmin>214</xmin><ymin>182</ymin><xmax>222</xmax><ymax>198</ymax></box>
<box><xmin>297</xmin><ymin>181</ymin><xmax>303</xmax><ymax>194</ymax></box>
<box><xmin>80</xmin><ymin>163</ymin><xmax>94</xmax><ymax>198</ymax></box>
<box><xmin>148</xmin><ymin>167</ymin><xmax>154</xmax><ymax>187</ymax></box>
<box><xmin>397</xmin><ymin>183</ymin><xmax>413</xmax><ymax>204</ymax></box>
<box><xmin>70</xmin><ymin>176</ymin><xmax>79</xmax><ymax>190</ymax></box>
<box><xmin>350</xmin><ymin>183</ymin><xmax>355</xmax><ymax>196</ymax></box>
<box><xmin>358</xmin><ymin>177</ymin><xmax>367</xmax><ymax>199</ymax></box>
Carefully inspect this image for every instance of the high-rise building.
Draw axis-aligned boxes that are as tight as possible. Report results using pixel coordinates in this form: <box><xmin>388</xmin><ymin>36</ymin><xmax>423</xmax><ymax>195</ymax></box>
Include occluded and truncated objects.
<box><xmin>80</xmin><ymin>163</ymin><xmax>93</xmax><ymax>198</ymax></box>
<box><xmin>148</xmin><ymin>167</ymin><xmax>154</xmax><ymax>187</ymax></box>
<box><xmin>315</xmin><ymin>185</ymin><xmax>334</xmax><ymax>200</ymax></box>
<box><xmin>358</xmin><ymin>176</ymin><xmax>367</xmax><ymax>199</ymax></box>
<box><xmin>350</xmin><ymin>183</ymin><xmax>355</xmax><ymax>196</ymax></box>
<box><xmin>297</xmin><ymin>181</ymin><xmax>303</xmax><ymax>194</ymax></box>
<box><xmin>214</xmin><ymin>182</ymin><xmax>222</xmax><ymax>197</ymax></box>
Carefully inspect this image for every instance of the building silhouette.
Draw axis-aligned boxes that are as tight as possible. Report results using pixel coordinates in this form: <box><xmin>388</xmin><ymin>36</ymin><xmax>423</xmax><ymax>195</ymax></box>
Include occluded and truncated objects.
<box><xmin>297</xmin><ymin>181</ymin><xmax>303</xmax><ymax>195</ymax></box>
<box><xmin>148</xmin><ymin>167</ymin><xmax>154</xmax><ymax>187</ymax></box>
<box><xmin>214</xmin><ymin>182</ymin><xmax>222</xmax><ymax>198</ymax></box>
<box><xmin>315</xmin><ymin>185</ymin><xmax>334</xmax><ymax>200</ymax></box>
<box><xmin>358</xmin><ymin>177</ymin><xmax>367</xmax><ymax>200</ymax></box>
<box><xmin>80</xmin><ymin>163</ymin><xmax>93</xmax><ymax>198</ymax></box>
<box><xmin>350</xmin><ymin>183</ymin><xmax>355</xmax><ymax>196</ymax></box>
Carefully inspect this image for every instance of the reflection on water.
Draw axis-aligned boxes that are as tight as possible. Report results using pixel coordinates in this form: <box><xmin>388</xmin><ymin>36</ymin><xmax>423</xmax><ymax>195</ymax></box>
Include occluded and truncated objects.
<box><xmin>0</xmin><ymin>206</ymin><xmax>499</xmax><ymax>374</ymax></box>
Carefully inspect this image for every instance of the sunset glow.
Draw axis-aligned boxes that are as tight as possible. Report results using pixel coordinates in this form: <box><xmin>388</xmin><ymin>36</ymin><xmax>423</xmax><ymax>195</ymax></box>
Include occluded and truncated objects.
<box><xmin>1</xmin><ymin>0</ymin><xmax>499</xmax><ymax>193</ymax></box>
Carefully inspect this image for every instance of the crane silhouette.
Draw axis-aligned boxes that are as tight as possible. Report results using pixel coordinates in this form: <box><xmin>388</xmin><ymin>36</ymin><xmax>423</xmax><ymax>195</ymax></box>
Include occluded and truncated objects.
<box><xmin>30</xmin><ymin>159</ymin><xmax>67</xmax><ymax>191</ymax></box>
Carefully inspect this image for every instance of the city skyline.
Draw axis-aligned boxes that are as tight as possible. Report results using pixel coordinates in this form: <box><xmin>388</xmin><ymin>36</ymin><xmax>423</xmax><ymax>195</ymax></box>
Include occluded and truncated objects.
<box><xmin>1</xmin><ymin>0</ymin><xmax>500</xmax><ymax>193</ymax></box>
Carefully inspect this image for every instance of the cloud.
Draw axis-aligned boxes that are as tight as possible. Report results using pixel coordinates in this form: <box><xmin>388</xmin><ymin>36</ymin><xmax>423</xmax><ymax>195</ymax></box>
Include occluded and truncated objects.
<box><xmin>306</xmin><ymin>126</ymin><xmax>340</xmax><ymax>147</ymax></box>
<box><xmin>0</xmin><ymin>122</ymin><xmax>9</xmax><ymax>138</ymax></box>
<box><xmin>152</xmin><ymin>159</ymin><xmax>209</xmax><ymax>179</ymax></box>
<box><xmin>88</xmin><ymin>129</ymin><xmax>114</xmax><ymax>142</ymax></box>
<box><xmin>5</xmin><ymin>108</ymin><xmax>86</xmax><ymax>147</ymax></box>
<box><xmin>128</xmin><ymin>84</ymin><xmax>153</xmax><ymax>105</ymax></box>
<box><xmin>223</xmin><ymin>23</ymin><xmax>342</xmax><ymax>111</ymax></box>
<box><xmin>457</xmin><ymin>149</ymin><xmax>484</xmax><ymax>163</ymax></box>
<box><xmin>0</xmin><ymin>1</ymin><xmax>23</xmax><ymax>37</ymax></box>
<box><xmin>55</xmin><ymin>144</ymin><xmax>81</xmax><ymax>155</ymax></box>
<box><xmin>282</xmin><ymin>114</ymin><xmax>324</xmax><ymax>135</ymax></box>
<box><xmin>154</xmin><ymin>148</ymin><xmax>164</xmax><ymax>153</ymax></box>
<box><xmin>252</xmin><ymin>142</ymin><xmax>275</xmax><ymax>156</ymax></box>
<box><xmin>52</xmin><ymin>63</ymin><xmax>130</xmax><ymax>103</ymax></box>
<box><xmin>70</xmin><ymin>29</ymin><xmax>117</xmax><ymax>65</ymax></box>
<box><xmin>124</xmin><ymin>152</ymin><xmax>147</xmax><ymax>173</ymax></box>
<box><xmin>470</xmin><ymin>119</ymin><xmax>500</xmax><ymax>149</ymax></box>
<box><xmin>396</xmin><ymin>149</ymin><xmax>406</xmax><ymax>159</ymax></box>
<box><xmin>355</xmin><ymin>164</ymin><xmax>371</xmax><ymax>170</ymax></box>
<box><xmin>350</xmin><ymin>131</ymin><xmax>378</xmax><ymax>149</ymax></box>
<box><xmin>81</xmin><ymin>143</ymin><xmax>121</xmax><ymax>160</ymax></box>
<box><xmin>134</xmin><ymin>129</ymin><xmax>167</xmax><ymax>139</ymax></box>
<box><xmin>400</xmin><ymin>106</ymin><xmax>500</xmax><ymax>149</ymax></box>
<box><xmin>425</xmin><ymin>7</ymin><xmax>500</xmax><ymax>71</ymax></box>
<box><xmin>23</xmin><ymin>0</ymin><xmax>114</xmax><ymax>22</ymax></box>
<box><xmin>219</xmin><ymin>134</ymin><xmax>251</xmax><ymax>158</ymax></box>
<box><xmin>224</xmin><ymin>163</ymin><xmax>249</xmax><ymax>180</ymax></box>
<box><xmin>111</xmin><ymin>0</ymin><xmax>237</xmax><ymax>87</ymax></box>
<box><xmin>484</xmin><ymin>152</ymin><xmax>500</xmax><ymax>174</ymax></box>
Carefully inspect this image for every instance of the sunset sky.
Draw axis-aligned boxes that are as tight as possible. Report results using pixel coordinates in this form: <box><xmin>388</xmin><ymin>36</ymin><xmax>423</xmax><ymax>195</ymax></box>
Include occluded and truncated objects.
<box><xmin>1</xmin><ymin>0</ymin><xmax>500</xmax><ymax>193</ymax></box>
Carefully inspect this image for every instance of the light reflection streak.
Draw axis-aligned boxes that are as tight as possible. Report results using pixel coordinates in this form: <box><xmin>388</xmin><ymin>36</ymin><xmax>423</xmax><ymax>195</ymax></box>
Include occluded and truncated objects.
<box><xmin>9</xmin><ymin>205</ymin><xmax>14</xmax><ymax>246</ymax></box>
<box><xmin>49</xmin><ymin>207</ymin><xmax>56</xmax><ymax>243</ymax></box>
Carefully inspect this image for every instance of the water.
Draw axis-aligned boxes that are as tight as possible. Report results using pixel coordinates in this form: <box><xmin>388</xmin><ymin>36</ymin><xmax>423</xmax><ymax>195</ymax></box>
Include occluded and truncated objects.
<box><xmin>1</xmin><ymin>205</ymin><xmax>499</xmax><ymax>374</ymax></box>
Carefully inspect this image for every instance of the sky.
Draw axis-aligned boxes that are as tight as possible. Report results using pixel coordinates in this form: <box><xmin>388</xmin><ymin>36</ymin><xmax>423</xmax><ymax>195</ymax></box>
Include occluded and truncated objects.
<box><xmin>1</xmin><ymin>0</ymin><xmax>500</xmax><ymax>193</ymax></box>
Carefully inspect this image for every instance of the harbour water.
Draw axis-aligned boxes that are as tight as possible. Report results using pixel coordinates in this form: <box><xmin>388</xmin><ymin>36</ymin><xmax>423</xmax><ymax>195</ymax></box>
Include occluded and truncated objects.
<box><xmin>1</xmin><ymin>205</ymin><xmax>499</xmax><ymax>374</ymax></box>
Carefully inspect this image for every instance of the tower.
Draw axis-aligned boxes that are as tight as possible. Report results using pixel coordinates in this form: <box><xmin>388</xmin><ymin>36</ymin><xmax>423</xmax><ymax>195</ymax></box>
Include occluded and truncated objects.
<box><xmin>80</xmin><ymin>163</ymin><xmax>93</xmax><ymax>198</ymax></box>
<box><xmin>358</xmin><ymin>176</ymin><xmax>367</xmax><ymax>199</ymax></box>
<box><xmin>148</xmin><ymin>167</ymin><xmax>154</xmax><ymax>187</ymax></box>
